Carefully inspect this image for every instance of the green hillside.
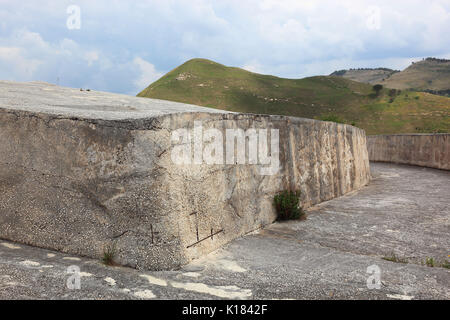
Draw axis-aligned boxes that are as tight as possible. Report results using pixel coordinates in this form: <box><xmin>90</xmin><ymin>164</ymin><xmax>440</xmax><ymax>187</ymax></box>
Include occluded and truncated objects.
<box><xmin>138</xmin><ymin>58</ymin><xmax>450</xmax><ymax>135</ymax></box>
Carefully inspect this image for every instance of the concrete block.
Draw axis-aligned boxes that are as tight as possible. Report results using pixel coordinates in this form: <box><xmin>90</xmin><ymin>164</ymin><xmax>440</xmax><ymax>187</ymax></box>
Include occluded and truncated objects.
<box><xmin>0</xmin><ymin>81</ymin><xmax>370</xmax><ymax>270</ymax></box>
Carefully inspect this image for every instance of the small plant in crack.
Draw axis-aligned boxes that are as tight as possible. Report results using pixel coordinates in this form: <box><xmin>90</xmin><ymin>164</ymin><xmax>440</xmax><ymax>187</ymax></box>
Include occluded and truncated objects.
<box><xmin>382</xmin><ymin>252</ymin><xmax>407</xmax><ymax>264</ymax></box>
<box><xmin>421</xmin><ymin>258</ymin><xmax>450</xmax><ymax>269</ymax></box>
<box><xmin>273</xmin><ymin>189</ymin><xmax>305</xmax><ymax>221</ymax></box>
<box><xmin>102</xmin><ymin>241</ymin><xmax>117</xmax><ymax>266</ymax></box>
<box><xmin>425</xmin><ymin>257</ymin><xmax>435</xmax><ymax>267</ymax></box>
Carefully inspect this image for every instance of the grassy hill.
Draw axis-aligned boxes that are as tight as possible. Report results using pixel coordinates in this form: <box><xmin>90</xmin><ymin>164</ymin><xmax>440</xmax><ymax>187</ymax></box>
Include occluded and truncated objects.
<box><xmin>332</xmin><ymin>58</ymin><xmax>450</xmax><ymax>96</ymax></box>
<box><xmin>381</xmin><ymin>58</ymin><xmax>450</xmax><ymax>93</ymax></box>
<box><xmin>138</xmin><ymin>58</ymin><xmax>450</xmax><ymax>135</ymax></box>
<box><xmin>330</xmin><ymin>68</ymin><xmax>399</xmax><ymax>85</ymax></box>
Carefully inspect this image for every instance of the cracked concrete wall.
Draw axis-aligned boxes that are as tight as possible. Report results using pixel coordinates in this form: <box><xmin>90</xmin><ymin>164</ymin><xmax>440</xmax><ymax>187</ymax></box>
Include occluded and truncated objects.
<box><xmin>367</xmin><ymin>134</ymin><xmax>449</xmax><ymax>170</ymax></box>
<box><xmin>0</xmin><ymin>109</ymin><xmax>370</xmax><ymax>270</ymax></box>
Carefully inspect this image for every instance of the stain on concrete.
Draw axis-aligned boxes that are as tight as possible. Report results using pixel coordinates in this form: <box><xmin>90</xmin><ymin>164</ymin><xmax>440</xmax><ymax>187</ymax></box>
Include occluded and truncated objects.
<box><xmin>104</xmin><ymin>277</ymin><xmax>116</xmax><ymax>286</ymax></box>
<box><xmin>20</xmin><ymin>260</ymin><xmax>40</xmax><ymax>267</ymax></box>
<box><xmin>1</xmin><ymin>242</ymin><xmax>21</xmax><ymax>249</ymax></box>
<box><xmin>62</xmin><ymin>257</ymin><xmax>81</xmax><ymax>261</ymax></box>
<box><xmin>170</xmin><ymin>282</ymin><xmax>252</xmax><ymax>299</ymax></box>
<box><xmin>140</xmin><ymin>274</ymin><xmax>168</xmax><ymax>287</ymax></box>
<box><xmin>133</xmin><ymin>290</ymin><xmax>156</xmax><ymax>299</ymax></box>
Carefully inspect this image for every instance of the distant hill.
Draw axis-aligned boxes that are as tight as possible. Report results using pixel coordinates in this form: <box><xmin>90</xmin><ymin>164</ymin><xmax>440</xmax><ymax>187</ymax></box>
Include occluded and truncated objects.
<box><xmin>382</xmin><ymin>58</ymin><xmax>450</xmax><ymax>93</ymax></box>
<box><xmin>332</xmin><ymin>58</ymin><xmax>450</xmax><ymax>95</ymax></box>
<box><xmin>138</xmin><ymin>58</ymin><xmax>450</xmax><ymax>135</ymax></box>
<box><xmin>330</xmin><ymin>68</ymin><xmax>399</xmax><ymax>84</ymax></box>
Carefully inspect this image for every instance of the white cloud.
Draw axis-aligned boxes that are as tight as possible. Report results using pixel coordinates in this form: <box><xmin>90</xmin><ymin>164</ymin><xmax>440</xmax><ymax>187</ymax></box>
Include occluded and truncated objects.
<box><xmin>241</xmin><ymin>62</ymin><xmax>265</xmax><ymax>74</ymax></box>
<box><xmin>0</xmin><ymin>28</ymin><xmax>165</xmax><ymax>94</ymax></box>
<box><xmin>0</xmin><ymin>47</ymin><xmax>42</xmax><ymax>79</ymax></box>
<box><xmin>133</xmin><ymin>57</ymin><xmax>164</xmax><ymax>91</ymax></box>
<box><xmin>84</xmin><ymin>51</ymin><xmax>99</xmax><ymax>66</ymax></box>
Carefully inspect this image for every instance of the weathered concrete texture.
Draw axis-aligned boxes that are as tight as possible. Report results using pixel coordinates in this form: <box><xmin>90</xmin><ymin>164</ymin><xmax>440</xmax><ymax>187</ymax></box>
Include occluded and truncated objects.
<box><xmin>0</xmin><ymin>81</ymin><xmax>370</xmax><ymax>270</ymax></box>
<box><xmin>0</xmin><ymin>163</ymin><xmax>448</xmax><ymax>300</ymax></box>
<box><xmin>367</xmin><ymin>134</ymin><xmax>449</xmax><ymax>170</ymax></box>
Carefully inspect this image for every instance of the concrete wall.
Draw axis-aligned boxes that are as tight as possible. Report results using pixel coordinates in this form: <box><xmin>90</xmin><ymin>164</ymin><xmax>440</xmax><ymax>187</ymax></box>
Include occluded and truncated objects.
<box><xmin>0</xmin><ymin>109</ymin><xmax>370</xmax><ymax>270</ymax></box>
<box><xmin>367</xmin><ymin>134</ymin><xmax>449</xmax><ymax>170</ymax></box>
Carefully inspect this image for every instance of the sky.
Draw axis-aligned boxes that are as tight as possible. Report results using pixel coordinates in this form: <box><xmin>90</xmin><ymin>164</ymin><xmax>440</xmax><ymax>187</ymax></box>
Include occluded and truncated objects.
<box><xmin>0</xmin><ymin>0</ymin><xmax>449</xmax><ymax>95</ymax></box>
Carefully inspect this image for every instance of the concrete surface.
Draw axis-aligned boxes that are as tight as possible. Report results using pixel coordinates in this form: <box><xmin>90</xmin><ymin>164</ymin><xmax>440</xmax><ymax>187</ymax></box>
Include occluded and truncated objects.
<box><xmin>1</xmin><ymin>163</ymin><xmax>448</xmax><ymax>300</ymax></box>
<box><xmin>0</xmin><ymin>80</ymin><xmax>226</xmax><ymax>121</ymax></box>
<box><xmin>0</xmin><ymin>81</ymin><xmax>370</xmax><ymax>270</ymax></box>
<box><xmin>368</xmin><ymin>134</ymin><xmax>449</xmax><ymax>170</ymax></box>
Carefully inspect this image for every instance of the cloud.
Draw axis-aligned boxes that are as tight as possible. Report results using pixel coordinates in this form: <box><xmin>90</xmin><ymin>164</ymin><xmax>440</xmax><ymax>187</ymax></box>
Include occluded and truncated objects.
<box><xmin>0</xmin><ymin>29</ymin><xmax>164</xmax><ymax>94</ymax></box>
<box><xmin>241</xmin><ymin>62</ymin><xmax>266</xmax><ymax>74</ymax></box>
<box><xmin>84</xmin><ymin>51</ymin><xmax>99</xmax><ymax>66</ymax></box>
<box><xmin>0</xmin><ymin>47</ymin><xmax>42</xmax><ymax>79</ymax></box>
<box><xmin>0</xmin><ymin>0</ymin><xmax>449</xmax><ymax>93</ymax></box>
<box><xmin>133</xmin><ymin>57</ymin><xmax>164</xmax><ymax>91</ymax></box>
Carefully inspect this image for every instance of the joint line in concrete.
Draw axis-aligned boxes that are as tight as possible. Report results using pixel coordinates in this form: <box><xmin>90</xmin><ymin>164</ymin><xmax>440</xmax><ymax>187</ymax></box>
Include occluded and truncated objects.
<box><xmin>186</xmin><ymin>229</ymin><xmax>224</xmax><ymax>248</ymax></box>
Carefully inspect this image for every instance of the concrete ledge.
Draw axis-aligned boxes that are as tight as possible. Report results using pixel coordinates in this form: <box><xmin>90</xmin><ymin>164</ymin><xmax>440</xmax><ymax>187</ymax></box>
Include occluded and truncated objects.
<box><xmin>367</xmin><ymin>134</ymin><xmax>449</xmax><ymax>170</ymax></box>
<box><xmin>0</xmin><ymin>81</ymin><xmax>370</xmax><ymax>270</ymax></box>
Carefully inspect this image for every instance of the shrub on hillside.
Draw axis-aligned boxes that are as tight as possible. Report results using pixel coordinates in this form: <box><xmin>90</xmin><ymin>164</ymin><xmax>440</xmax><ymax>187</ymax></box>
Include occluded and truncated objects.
<box><xmin>373</xmin><ymin>84</ymin><xmax>383</xmax><ymax>96</ymax></box>
<box><xmin>388</xmin><ymin>89</ymin><xmax>397</xmax><ymax>97</ymax></box>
